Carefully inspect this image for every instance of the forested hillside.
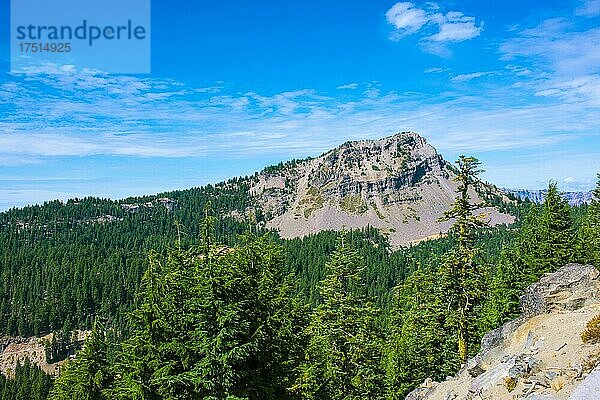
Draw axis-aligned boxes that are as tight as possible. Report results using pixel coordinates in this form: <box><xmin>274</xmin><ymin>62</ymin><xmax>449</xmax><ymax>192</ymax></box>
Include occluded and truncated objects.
<box><xmin>0</xmin><ymin>134</ymin><xmax>516</xmax><ymax>338</ymax></box>
<box><xmin>0</xmin><ymin>152</ymin><xmax>598</xmax><ymax>399</ymax></box>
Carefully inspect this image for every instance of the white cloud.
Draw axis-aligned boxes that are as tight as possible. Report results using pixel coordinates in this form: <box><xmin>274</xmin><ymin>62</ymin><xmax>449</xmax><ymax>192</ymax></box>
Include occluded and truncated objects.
<box><xmin>194</xmin><ymin>86</ymin><xmax>222</xmax><ymax>94</ymax></box>
<box><xmin>500</xmin><ymin>18</ymin><xmax>600</xmax><ymax>105</ymax></box>
<box><xmin>1</xmin><ymin>65</ymin><xmax>598</xmax><ymax>159</ymax></box>
<box><xmin>451</xmin><ymin>71</ymin><xmax>496</xmax><ymax>82</ymax></box>
<box><xmin>1</xmin><ymin>62</ymin><xmax>599</xmax><ymax>207</ymax></box>
<box><xmin>576</xmin><ymin>0</ymin><xmax>600</xmax><ymax>17</ymax></box>
<box><xmin>424</xmin><ymin>67</ymin><xmax>447</xmax><ymax>73</ymax></box>
<box><xmin>427</xmin><ymin>12</ymin><xmax>482</xmax><ymax>42</ymax></box>
<box><xmin>534</xmin><ymin>75</ymin><xmax>600</xmax><ymax>105</ymax></box>
<box><xmin>385</xmin><ymin>2</ymin><xmax>428</xmax><ymax>37</ymax></box>
<box><xmin>505</xmin><ymin>64</ymin><xmax>533</xmax><ymax>76</ymax></box>
<box><xmin>385</xmin><ymin>2</ymin><xmax>482</xmax><ymax>54</ymax></box>
<box><xmin>337</xmin><ymin>83</ymin><xmax>359</xmax><ymax>90</ymax></box>
<box><xmin>501</xmin><ymin>22</ymin><xmax>600</xmax><ymax>76</ymax></box>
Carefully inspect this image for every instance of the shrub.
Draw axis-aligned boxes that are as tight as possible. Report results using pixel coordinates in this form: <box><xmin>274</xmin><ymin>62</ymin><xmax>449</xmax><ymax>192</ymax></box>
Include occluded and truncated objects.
<box><xmin>582</xmin><ymin>314</ymin><xmax>600</xmax><ymax>344</ymax></box>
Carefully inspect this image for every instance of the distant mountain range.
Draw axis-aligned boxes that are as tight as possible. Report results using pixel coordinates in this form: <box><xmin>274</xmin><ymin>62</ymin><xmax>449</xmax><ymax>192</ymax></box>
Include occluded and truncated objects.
<box><xmin>503</xmin><ymin>189</ymin><xmax>595</xmax><ymax>206</ymax></box>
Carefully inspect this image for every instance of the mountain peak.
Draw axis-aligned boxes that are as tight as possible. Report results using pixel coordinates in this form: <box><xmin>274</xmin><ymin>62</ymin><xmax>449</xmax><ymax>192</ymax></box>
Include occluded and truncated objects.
<box><xmin>249</xmin><ymin>132</ymin><xmax>513</xmax><ymax>247</ymax></box>
<box><xmin>337</xmin><ymin>131</ymin><xmax>429</xmax><ymax>152</ymax></box>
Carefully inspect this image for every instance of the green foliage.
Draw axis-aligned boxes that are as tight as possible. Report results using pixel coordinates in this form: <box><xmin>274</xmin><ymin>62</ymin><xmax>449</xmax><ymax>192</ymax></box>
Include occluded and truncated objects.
<box><xmin>112</xmin><ymin>218</ymin><xmax>306</xmax><ymax>400</ymax></box>
<box><xmin>437</xmin><ymin>156</ymin><xmax>487</xmax><ymax>364</ymax></box>
<box><xmin>577</xmin><ymin>174</ymin><xmax>600</xmax><ymax>266</ymax></box>
<box><xmin>293</xmin><ymin>235</ymin><xmax>386</xmax><ymax>400</ymax></box>
<box><xmin>384</xmin><ymin>266</ymin><xmax>458</xmax><ymax>399</ymax></box>
<box><xmin>533</xmin><ymin>183</ymin><xmax>575</xmax><ymax>273</ymax></box>
<box><xmin>339</xmin><ymin>195</ymin><xmax>368</xmax><ymax>214</ymax></box>
<box><xmin>301</xmin><ymin>187</ymin><xmax>325</xmax><ymax>218</ymax></box>
<box><xmin>0</xmin><ymin>184</ymin><xmax>252</xmax><ymax>336</ymax></box>
<box><xmin>43</xmin><ymin>322</ymin><xmax>74</xmax><ymax>364</ymax></box>
<box><xmin>281</xmin><ymin>227</ymin><xmax>416</xmax><ymax>309</ymax></box>
<box><xmin>0</xmin><ymin>358</ymin><xmax>52</xmax><ymax>400</ymax></box>
<box><xmin>49</xmin><ymin>322</ymin><xmax>113</xmax><ymax>400</ymax></box>
<box><xmin>3</xmin><ymin>162</ymin><xmax>595</xmax><ymax>400</ymax></box>
<box><xmin>482</xmin><ymin>181</ymin><xmax>577</xmax><ymax>331</ymax></box>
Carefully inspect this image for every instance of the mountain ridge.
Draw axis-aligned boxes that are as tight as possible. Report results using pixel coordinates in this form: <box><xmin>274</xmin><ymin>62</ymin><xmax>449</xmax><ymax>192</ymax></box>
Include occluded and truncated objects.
<box><xmin>1</xmin><ymin>132</ymin><xmax>515</xmax><ymax>248</ymax></box>
<box><xmin>504</xmin><ymin>189</ymin><xmax>594</xmax><ymax>207</ymax></box>
<box><xmin>246</xmin><ymin>131</ymin><xmax>514</xmax><ymax>247</ymax></box>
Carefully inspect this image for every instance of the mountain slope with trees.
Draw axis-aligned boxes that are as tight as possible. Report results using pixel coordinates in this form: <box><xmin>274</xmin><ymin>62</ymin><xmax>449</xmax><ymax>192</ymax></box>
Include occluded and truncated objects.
<box><xmin>0</xmin><ymin>134</ymin><xmax>597</xmax><ymax>400</ymax></box>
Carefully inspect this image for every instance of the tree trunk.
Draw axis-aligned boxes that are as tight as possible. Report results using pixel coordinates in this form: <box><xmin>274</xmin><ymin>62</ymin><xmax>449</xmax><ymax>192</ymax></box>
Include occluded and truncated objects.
<box><xmin>458</xmin><ymin>319</ymin><xmax>468</xmax><ymax>364</ymax></box>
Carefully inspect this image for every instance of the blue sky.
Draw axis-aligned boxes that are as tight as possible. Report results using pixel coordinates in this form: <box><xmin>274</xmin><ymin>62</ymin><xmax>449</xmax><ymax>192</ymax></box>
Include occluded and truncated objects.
<box><xmin>0</xmin><ymin>0</ymin><xmax>599</xmax><ymax>210</ymax></box>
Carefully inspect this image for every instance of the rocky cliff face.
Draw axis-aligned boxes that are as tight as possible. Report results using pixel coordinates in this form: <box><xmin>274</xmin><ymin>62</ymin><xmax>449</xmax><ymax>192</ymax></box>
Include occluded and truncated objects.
<box><xmin>0</xmin><ymin>330</ymin><xmax>88</xmax><ymax>377</ymax></box>
<box><xmin>407</xmin><ymin>264</ymin><xmax>600</xmax><ymax>400</ymax></box>
<box><xmin>249</xmin><ymin>132</ymin><xmax>514</xmax><ymax>247</ymax></box>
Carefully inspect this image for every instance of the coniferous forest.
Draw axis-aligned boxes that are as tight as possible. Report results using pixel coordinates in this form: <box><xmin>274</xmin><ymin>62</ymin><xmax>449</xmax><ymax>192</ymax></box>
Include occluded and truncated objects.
<box><xmin>0</xmin><ymin>160</ymin><xmax>599</xmax><ymax>400</ymax></box>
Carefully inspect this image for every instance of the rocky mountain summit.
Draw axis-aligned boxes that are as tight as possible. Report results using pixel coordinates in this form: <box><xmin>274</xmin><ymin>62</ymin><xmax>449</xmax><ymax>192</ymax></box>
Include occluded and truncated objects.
<box><xmin>250</xmin><ymin>132</ymin><xmax>514</xmax><ymax>247</ymax></box>
<box><xmin>407</xmin><ymin>264</ymin><xmax>600</xmax><ymax>400</ymax></box>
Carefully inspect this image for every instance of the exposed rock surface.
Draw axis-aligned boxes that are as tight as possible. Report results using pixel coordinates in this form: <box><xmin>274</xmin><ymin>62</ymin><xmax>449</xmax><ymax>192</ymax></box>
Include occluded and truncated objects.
<box><xmin>568</xmin><ymin>366</ymin><xmax>600</xmax><ymax>399</ymax></box>
<box><xmin>406</xmin><ymin>264</ymin><xmax>600</xmax><ymax>400</ymax></box>
<box><xmin>0</xmin><ymin>330</ymin><xmax>88</xmax><ymax>377</ymax></box>
<box><xmin>248</xmin><ymin>132</ymin><xmax>514</xmax><ymax>248</ymax></box>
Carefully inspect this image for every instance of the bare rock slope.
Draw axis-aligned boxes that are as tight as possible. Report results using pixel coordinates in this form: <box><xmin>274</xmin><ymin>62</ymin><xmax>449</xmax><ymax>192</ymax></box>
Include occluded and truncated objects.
<box><xmin>250</xmin><ymin>132</ymin><xmax>514</xmax><ymax>248</ymax></box>
<box><xmin>407</xmin><ymin>264</ymin><xmax>600</xmax><ymax>400</ymax></box>
<box><xmin>0</xmin><ymin>330</ymin><xmax>88</xmax><ymax>377</ymax></box>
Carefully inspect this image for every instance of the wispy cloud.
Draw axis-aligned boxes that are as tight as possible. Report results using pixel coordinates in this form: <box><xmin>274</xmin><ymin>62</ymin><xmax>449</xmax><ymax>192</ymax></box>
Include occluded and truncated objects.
<box><xmin>1</xmin><ymin>63</ymin><xmax>597</xmax><ymax>165</ymax></box>
<box><xmin>451</xmin><ymin>71</ymin><xmax>496</xmax><ymax>82</ymax></box>
<box><xmin>500</xmin><ymin>17</ymin><xmax>600</xmax><ymax>105</ymax></box>
<box><xmin>424</xmin><ymin>67</ymin><xmax>447</xmax><ymax>74</ymax></box>
<box><xmin>2</xmin><ymin>0</ymin><xmax>600</xmax><ymax>209</ymax></box>
<box><xmin>575</xmin><ymin>0</ymin><xmax>600</xmax><ymax>17</ymax></box>
<box><xmin>385</xmin><ymin>2</ymin><xmax>482</xmax><ymax>54</ymax></box>
<box><xmin>337</xmin><ymin>83</ymin><xmax>359</xmax><ymax>90</ymax></box>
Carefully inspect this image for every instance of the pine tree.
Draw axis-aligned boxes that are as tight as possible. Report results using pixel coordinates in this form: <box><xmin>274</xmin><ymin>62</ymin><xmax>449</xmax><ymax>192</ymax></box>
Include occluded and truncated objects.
<box><xmin>534</xmin><ymin>182</ymin><xmax>574</xmax><ymax>273</ymax></box>
<box><xmin>438</xmin><ymin>156</ymin><xmax>487</xmax><ymax>364</ymax></box>
<box><xmin>49</xmin><ymin>322</ymin><xmax>112</xmax><ymax>400</ymax></box>
<box><xmin>0</xmin><ymin>358</ymin><xmax>53</xmax><ymax>400</ymax></box>
<box><xmin>113</xmin><ymin>213</ymin><xmax>305</xmax><ymax>400</ymax></box>
<box><xmin>293</xmin><ymin>234</ymin><xmax>386</xmax><ymax>400</ymax></box>
<box><xmin>479</xmin><ymin>248</ymin><xmax>521</xmax><ymax>332</ymax></box>
<box><xmin>482</xmin><ymin>182</ymin><xmax>576</xmax><ymax>332</ymax></box>
<box><xmin>384</xmin><ymin>265</ymin><xmax>458</xmax><ymax>399</ymax></box>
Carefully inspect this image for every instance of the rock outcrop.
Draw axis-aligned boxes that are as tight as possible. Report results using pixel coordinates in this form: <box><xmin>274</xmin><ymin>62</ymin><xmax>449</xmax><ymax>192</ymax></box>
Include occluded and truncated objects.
<box><xmin>249</xmin><ymin>132</ymin><xmax>514</xmax><ymax>248</ymax></box>
<box><xmin>406</xmin><ymin>264</ymin><xmax>600</xmax><ymax>400</ymax></box>
<box><xmin>0</xmin><ymin>330</ymin><xmax>88</xmax><ymax>377</ymax></box>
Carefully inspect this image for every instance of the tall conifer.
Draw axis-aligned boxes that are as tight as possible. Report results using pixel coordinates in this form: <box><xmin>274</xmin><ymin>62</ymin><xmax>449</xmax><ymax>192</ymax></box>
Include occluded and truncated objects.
<box><xmin>293</xmin><ymin>234</ymin><xmax>386</xmax><ymax>400</ymax></box>
<box><xmin>438</xmin><ymin>156</ymin><xmax>487</xmax><ymax>364</ymax></box>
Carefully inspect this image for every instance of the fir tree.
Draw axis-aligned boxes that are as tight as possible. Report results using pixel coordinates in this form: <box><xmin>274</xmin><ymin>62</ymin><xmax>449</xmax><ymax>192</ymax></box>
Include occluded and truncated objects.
<box><xmin>0</xmin><ymin>358</ymin><xmax>53</xmax><ymax>400</ymax></box>
<box><xmin>293</xmin><ymin>234</ymin><xmax>386</xmax><ymax>400</ymax></box>
<box><xmin>483</xmin><ymin>182</ymin><xmax>576</xmax><ymax>332</ymax></box>
<box><xmin>49</xmin><ymin>322</ymin><xmax>112</xmax><ymax>400</ymax></box>
<box><xmin>438</xmin><ymin>156</ymin><xmax>487</xmax><ymax>364</ymax></box>
<box><xmin>534</xmin><ymin>182</ymin><xmax>574</xmax><ymax>273</ymax></box>
<box><xmin>113</xmin><ymin>213</ymin><xmax>305</xmax><ymax>400</ymax></box>
<box><xmin>384</xmin><ymin>265</ymin><xmax>458</xmax><ymax>399</ymax></box>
